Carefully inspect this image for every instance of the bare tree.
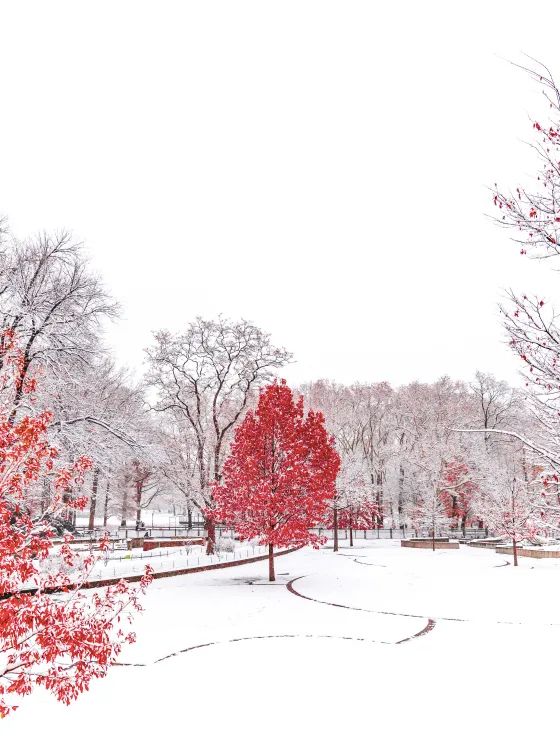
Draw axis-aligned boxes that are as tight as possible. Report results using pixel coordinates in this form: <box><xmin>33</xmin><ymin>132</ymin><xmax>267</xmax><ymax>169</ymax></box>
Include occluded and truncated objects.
<box><xmin>146</xmin><ymin>316</ymin><xmax>291</xmax><ymax>552</ymax></box>
<box><xmin>489</xmin><ymin>61</ymin><xmax>560</xmax><ymax>475</ymax></box>
<box><xmin>0</xmin><ymin>229</ymin><xmax>118</xmax><ymax>420</ymax></box>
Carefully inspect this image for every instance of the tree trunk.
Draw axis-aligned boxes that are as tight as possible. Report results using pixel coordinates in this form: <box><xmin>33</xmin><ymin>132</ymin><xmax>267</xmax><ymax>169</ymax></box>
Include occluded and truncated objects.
<box><xmin>397</xmin><ymin>464</ymin><xmax>405</xmax><ymax>525</ymax></box>
<box><xmin>513</xmin><ymin>537</ymin><xmax>518</xmax><ymax>567</ymax></box>
<box><xmin>432</xmin><ymin>525</ymin><xmax>436</xmax><ymax>552</ymax></box>
<box><xmin>121</xmin><ymin>486</ymin><xmax>129</xmax><ymax>527</ymax></box>
<box><xmin>135</xmin><ymin>481</ymin><xmax>143</xmax><ymax>525</ymax></box>
<box><xmin>103</xmin><ymin>480</ymin><xmax>110</xmax><ymax>527</ymax></box>
<box><xmin>88</xmin><ymin>467</ymin><xmax>100</xmax><ymax>531</ymax></box>
<box><xmin>41</xmin><ymin>477</ymin><xmax>50</xmax><ymax>514</ymax></box>
<box><xmin>8</xmin><ymin>352</ymin><xmax>31</xmax><ymax>426</ymax></box>
<box><xmin>375</xmin><ymin>470</ymin><xmax>384</xmax><ymax>527</ymax></box>
<box><xmin>268</xmin><ymin>543</ymin><xmax>275</xmax><ymax>582</ymax></box>
<box><xmin>349</xmin><ymin>527</ymin><xmax>353</xmax><ymax>547</ymax></box>
<box><xmin>62</xmin><ymin>489</ymin><xmax>71</xmax><ymax>523</ymax></box>
<box><xmin>205</xmin><ymin>516</ymin><xmax>216</xmax><ymax>554</ymax></box>
<box><xmin>187</xmin><ymin>508</ymin><xmax>192</xmax><ymax>530</ymax></box>
<box><xmin>333</xmin><ymin>503</ymin><xmax>339</xmax><ymax>552</ymax></box>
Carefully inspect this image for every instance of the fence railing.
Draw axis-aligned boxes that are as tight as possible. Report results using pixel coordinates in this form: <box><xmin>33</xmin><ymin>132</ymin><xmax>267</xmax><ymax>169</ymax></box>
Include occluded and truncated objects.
<box><xmin>73</xmin><ymin>525</ymin><xmax>490</xmax><ymax>543</ymax></box>
<box><xmin>311</xmin><ymin>527</ymin><xmax>489</xmax><ymax>540</ymax></box>
<box><xmin>74</xmin><ymin>525</ymin><xmax>208</xmax><ymax>539</ymax></box>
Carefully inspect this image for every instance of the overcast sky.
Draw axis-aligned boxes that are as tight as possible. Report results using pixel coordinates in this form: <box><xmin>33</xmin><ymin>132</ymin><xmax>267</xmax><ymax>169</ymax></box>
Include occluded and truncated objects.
<box><xmin>2</xmin><ymin>1</ymin><xmax>560</xmax><ymax>386</ymax></box>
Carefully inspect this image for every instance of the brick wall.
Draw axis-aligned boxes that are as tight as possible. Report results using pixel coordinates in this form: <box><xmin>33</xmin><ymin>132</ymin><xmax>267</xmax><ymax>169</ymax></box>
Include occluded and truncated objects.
<box><xmin>496</xmin><ymin>546</ymin><xmax>560</xmax><ymax>559</ymax></box>
<box><xmin>143</xmin><ymin>538</ymin><xmax>204</xmax><ymax>552</ymax></box>
<box><xmin>401</xmin><ymin>540</ymin><xmax>460</xmax><ymax>550</ymax></box>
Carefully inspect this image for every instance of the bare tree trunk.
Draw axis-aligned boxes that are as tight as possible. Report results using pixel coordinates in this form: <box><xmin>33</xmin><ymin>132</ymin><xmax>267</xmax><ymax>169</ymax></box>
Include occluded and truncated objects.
<box><xmin>187</xmin><ymin>508</ymin><xmax>192</xmax><ymax>530</ymax></box>
<box><xmin>121</xmin><ymin>486</ymin><xmax>129</xmax><ymax>527</ymax></box>
<box><xmin>103</xmin><ymin>480</ymin><xmax>110</xmax><ymax>527</ymax></box>
<box><xmin>398</xmin><ymin>464</ymin><xmax>405</xmax><ymax>526</ymax></box>
<box><xmin>432</xmin><ymin>525</ymin><xmax>436</xmax><ymax>552</ymax></box>
<box><xmin>268</xmin><ymin>543</ymin><xmax>275</xmax><ymax>582</ymax></box>
<box><xmin>62</xmin><ymin>490</ymin><xmax>71</xmax><ymax>523</ymax></box>
<box><xmin>135</xmin><ymin>481</ymin><xmax>143</xmax><ymax>525</ymax></box>
<box><xmin>88</xmin><ymin>467</ymin><xmax>100</xmax><ymax>531</ymax></box>
<box><xmin>333</xmin><ymin>502</ymin><xmax>339</xmax><ymax>552</ymax></box>
<box><xmin>376</xmin><ymin>470</ymin><xmax>384</xmax><ymax>527</ymax></box>
<box><xmin>205</xmin><ymin>516</ymin><xmax>216</xmax><ymax>554</ymax></box>
<box><xmin>349</xmin><ymin>527</ymin><xmax>353</xmax><ymax>547</ymax></box>
<box><xmin>513</xmin><ymin>536</ymin><xmax>518</xmax><ymax>567</ymax></box>
<box><xmin>41</xmin><ymin>477</ymin><xmax>50</xmax><ymax>514</ymax></box>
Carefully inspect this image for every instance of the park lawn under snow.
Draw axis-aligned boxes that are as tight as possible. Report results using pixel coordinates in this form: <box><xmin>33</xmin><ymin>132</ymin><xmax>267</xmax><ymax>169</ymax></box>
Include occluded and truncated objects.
<box><xmin>84</xmin><ymin>540</ymin><xmax>271</xmax><ymax>581</ymax></box>
<box><xmin>3</xmin><ymin>541</ymin><xmax>559</xmax><ymax>751</ymax></box>
<box><xmin>37</xmin><ymin>539</ymin><xmax>272</xmax><ymax>584</ymax></box>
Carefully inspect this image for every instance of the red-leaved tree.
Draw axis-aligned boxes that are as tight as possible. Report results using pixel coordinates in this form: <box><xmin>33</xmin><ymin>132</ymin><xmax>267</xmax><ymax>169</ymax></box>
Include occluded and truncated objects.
<box><xmin>0</xmin><ymin>333</ymin><xmax>152</xmax><ymax>717</ymax></box>
<box><xmin>333</xmin><ymin>499</ymin><xmax>379</xmax><ymax>547</ymax></box>
<box><xmin>212</xmin><ymin>381</ymin><xmax>340</xmax><ymax>581</ymax></box>
<box><xmin>438</xmin><ymin>458</ymin><xmax>479</xmax><ymax>534</ymax></box>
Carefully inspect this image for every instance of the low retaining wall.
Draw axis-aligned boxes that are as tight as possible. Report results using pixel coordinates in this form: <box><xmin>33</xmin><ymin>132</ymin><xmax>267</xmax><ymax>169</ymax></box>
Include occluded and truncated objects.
<box><xmin>496</xmin><ymin>546</ymin><xmax>560</xmax><ymax>559</ymax></box>
<box><xmin>142</xmin><ymin>538</ymin><xmax>204</xmax><ymax>552</ymax></box>
<box><xmin>469</xmin><ymin>539</ymin><xmax>505</xmax><ymax>548</ymax></box>
<box><xmin>401</xmin><ymin>539</ymin><xmax>460</xmax><ymax>550</ymax></box>
<box><xmin>521</xmin><ymin>548</ymin><xmax>560</xmax><ymax>559</ymax></box>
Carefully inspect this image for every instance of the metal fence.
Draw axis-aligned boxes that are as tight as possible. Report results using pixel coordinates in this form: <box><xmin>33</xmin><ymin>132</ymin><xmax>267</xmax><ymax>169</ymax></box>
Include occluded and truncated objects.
<box><xmin>311</xmin><ymin>527</ymin><xmax>489</xmax><ymax>541</ymax></box>
<box><xmin>75</xmin><ymin>525</ymin><xmax>489</xmax><ymax>543</ymax></box>
<box><xmin>75</xmin><ymin>525</ymin><xmax>208</xmax><ymax>540</ymax></box>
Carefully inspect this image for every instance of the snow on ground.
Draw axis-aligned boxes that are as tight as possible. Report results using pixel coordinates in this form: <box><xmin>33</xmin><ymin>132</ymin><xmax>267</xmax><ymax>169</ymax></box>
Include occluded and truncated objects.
<box><xmin>3</xmin><ymin>541</ymin><xmax>559</xmax><ymax>751</ymax></box>
<box><xmin>76</xmin><ymin>541</ymin><xmax>272</xmax><ymax>581</ymax></box>
<box><xmin>38</xmin><ymin>539</ymin><xmax>272</xmax><ymax>583</ymax></box>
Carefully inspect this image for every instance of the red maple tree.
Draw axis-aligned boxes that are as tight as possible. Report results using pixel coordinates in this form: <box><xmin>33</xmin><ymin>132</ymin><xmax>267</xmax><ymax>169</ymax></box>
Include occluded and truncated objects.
<box><xmin>332</xmin><ymin>499</ymin><xmax>379</xmax><ymax>546</ymax></box>
<box><xmin>438</xmin><ymin>458</ymin><xmax>479</xmax><ymax>534</ymax></box>
<box><xmin>0</xmin><ymin>333</ymin><xmax>151</xmax><ymax>717</ymax></box>
<box><xmin>212</xmin><ymin>381</ymin><xmax>340</xmax><ymax>581</ymax></box>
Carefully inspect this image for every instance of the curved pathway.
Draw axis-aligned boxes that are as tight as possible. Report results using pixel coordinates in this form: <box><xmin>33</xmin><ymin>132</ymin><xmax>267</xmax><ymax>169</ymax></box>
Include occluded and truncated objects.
<box><xmin>114</xmin><ymin>633</ymin><xmax>394</xmax><ymax>667</ymax></box>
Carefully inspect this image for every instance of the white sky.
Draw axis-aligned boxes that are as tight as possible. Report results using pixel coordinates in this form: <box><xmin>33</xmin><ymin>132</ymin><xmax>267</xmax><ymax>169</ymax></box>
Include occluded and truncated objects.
<box><xmin>2</xmin><ymin>1</ymin><xmax>560</xmax><ymax>386</ymax></box>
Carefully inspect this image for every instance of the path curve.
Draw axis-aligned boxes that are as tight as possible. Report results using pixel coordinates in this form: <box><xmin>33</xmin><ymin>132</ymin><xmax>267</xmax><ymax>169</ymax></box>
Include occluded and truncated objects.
<box><xmin>337</xmin><ymin>553</ymin><xmax>387</xmax><ymax>567</ymax></box>
<box><xmin>114</xmin><ymin>633</ymin><xmax>393</xmax><ymax>667</ymax></box>
<box><xmin>287</xmin><ymin>574</ymin><xmax>560</xmax><ymax>627</ymax></box>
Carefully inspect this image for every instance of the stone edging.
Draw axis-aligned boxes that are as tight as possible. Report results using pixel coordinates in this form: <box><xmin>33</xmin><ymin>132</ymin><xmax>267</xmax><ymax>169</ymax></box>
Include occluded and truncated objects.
<box><xmin>496</xmin><ymin>546</ymin><xmax>560</xmax><ymax>559</ymax></box>
<box><xmin>401</xmin><ymin>540</ymin><xmax>460</xmax><ymax>550</ymax></box>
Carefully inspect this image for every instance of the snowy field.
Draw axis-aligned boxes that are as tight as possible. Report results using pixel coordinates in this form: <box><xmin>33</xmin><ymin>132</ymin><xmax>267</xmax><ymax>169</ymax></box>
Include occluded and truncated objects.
<box><xmin>41</xmin><ymin>540</ymin><xmax>274</xmax><ymax>582</ymax></box>
<box><xmin>3</xmin><ymin>541</ymin><xmax>559</xmax><ymax>751</ymax></box>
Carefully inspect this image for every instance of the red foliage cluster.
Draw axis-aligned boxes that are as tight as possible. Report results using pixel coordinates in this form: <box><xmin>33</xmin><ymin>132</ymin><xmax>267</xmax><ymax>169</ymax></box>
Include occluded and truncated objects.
<box><xmin>326</xmin><ymin>500</ymin><xmax>379</xmax><ymax>530</ymax></box>
<box><xmin>438</xmin><ymin>459</ymin><xmax>478</xmax><ymax>525</ymax></box>
<box><xmin>0</xmin><ymin>333</ymin><xmax>151</xmax><ymax>717</ymax></box>
<box><xmin>212</xmin><ymin>381</ymin><xmax>340</xmax><ymax>551</ymax></box>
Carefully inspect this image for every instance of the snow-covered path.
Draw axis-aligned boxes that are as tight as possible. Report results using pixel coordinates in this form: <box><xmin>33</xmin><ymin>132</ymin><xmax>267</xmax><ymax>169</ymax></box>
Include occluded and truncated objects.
<box><xmin>2</xmin><ymin>542</ymin><xmax>559</xmax><ymax>750</ymax></box>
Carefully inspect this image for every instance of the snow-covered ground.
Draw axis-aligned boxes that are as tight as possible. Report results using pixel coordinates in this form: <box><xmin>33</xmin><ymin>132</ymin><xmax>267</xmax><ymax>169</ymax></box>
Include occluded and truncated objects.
<box><xmin>3</xmin><ymin>541</ymin><xmax>559</xmax><ymax>750</ymax></box>
<box><xmin>40</xmin><ymin>541</ymin><xmax>274</xmax><ymax>582</ymax></box>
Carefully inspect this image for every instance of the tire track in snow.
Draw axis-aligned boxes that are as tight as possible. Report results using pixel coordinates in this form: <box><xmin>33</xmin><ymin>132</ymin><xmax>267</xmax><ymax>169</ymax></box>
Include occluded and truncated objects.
<box><xmin>338</xmin><ymin>554</ymin><xmax>387</xmax><ymax>567</ymax></box>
